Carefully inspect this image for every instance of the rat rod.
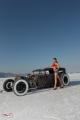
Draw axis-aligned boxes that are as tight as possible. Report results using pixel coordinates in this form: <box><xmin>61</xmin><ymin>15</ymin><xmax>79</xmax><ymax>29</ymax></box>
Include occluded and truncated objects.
<box><xmin>3</xmin><ymin>67</ymin><xmax>69</xmax><ymax>96</ymax></box>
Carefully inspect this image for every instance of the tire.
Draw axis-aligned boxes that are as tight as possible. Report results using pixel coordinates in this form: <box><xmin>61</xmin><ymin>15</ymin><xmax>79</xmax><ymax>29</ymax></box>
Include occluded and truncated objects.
<box><xmin>61</xmin><ymin>73</ymin><xmax>70</xmax><ymax>86</ymax></box>
<box><xmin>13</xmin><ymin>79</ymin><xmax>29</xmax><ymax>96</ymax></box>
<box><xmin>3</xmin><ymin>79</ymin><xmax>14</xmax><ymax>92</ymax></box>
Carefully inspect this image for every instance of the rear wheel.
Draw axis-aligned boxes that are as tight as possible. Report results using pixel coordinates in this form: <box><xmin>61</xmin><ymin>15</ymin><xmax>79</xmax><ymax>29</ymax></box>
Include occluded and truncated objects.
<box><xmin>3</xmin><ymin>79</ymin><xmax>14</xmax><ymax>92</ymax></box>
<box><xmin>13</xmin><ymin>79</ymin><xmax>29</xmax><ymax>96</ymax></box>
<box><xmin>61</xmin><ymin>74</ymin><xmax>70</xmax><ymax>86</ymax></box>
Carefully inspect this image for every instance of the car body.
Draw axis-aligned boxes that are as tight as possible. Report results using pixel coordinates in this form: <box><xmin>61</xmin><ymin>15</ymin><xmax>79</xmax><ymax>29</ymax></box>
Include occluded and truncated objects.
<box><xmin>3</xmin><ymin>67</ymin><xmax>69</xmax><ymax>96</ymax></box>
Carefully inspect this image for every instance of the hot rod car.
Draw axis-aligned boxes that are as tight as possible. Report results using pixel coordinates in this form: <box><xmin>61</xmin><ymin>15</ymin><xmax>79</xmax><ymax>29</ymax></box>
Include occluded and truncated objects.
<box><xmin>3</xmin><ymin>67</ymin><xmax>69</xmax><ymax>96</ymax></box>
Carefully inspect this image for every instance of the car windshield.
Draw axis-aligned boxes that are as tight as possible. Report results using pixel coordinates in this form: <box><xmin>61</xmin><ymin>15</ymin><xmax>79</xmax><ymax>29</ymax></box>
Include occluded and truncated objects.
<box><xmin>33</xmin><ymin>70</ymin><xmax>49</xmax><ymax>75</ymax></box>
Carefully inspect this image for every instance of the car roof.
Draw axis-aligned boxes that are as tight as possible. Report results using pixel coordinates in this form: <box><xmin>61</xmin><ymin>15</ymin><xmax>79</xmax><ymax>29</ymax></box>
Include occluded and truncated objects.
<box><xmin>32</xmin><ymin>67</ymin><xmax>53</xmax><ymax>72</ymax></box>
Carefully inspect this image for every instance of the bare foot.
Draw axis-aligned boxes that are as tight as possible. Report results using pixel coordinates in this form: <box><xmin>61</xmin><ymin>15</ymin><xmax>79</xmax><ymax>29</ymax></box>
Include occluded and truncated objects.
<box><xmin>53</xmin><ymin>87</ymin><xmax>57</xmax><ymax>90</ymax></box>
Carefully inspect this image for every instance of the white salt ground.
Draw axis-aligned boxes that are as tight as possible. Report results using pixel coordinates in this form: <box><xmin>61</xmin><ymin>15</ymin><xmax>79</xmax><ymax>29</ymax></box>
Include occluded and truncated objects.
<box><xmin>0</xmin><ymin>74</ymin><xmax>80</xmax><ymax>120</ymax></box>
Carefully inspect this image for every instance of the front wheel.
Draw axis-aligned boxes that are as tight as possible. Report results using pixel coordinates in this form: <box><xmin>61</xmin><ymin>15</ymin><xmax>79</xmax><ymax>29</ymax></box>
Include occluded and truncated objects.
<box><xmin>3</xmin><ymin>79</ymin><xmax>14</xmax><ymax>92</ymax></box>
<box><xmin>13</xmin><ymin>79</ymin><xmax>29</xmax><ymax>96</ymax></box>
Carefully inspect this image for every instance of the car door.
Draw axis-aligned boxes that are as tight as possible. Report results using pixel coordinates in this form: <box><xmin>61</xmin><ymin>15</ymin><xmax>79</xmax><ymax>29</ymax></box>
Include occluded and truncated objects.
<box><xmin>44</xmin><ymin>74</ymin><xmax>54</xmax><ymax>88</ymax></box>
<box><xmin>37</xmin><ymin>74</ymin><xmax>47</xmax><ymax>88</ymax></box>
<box><xmin>37</xmin><ymin>73</ymin><xmax>53</xmax><ymax>88</ymax></box>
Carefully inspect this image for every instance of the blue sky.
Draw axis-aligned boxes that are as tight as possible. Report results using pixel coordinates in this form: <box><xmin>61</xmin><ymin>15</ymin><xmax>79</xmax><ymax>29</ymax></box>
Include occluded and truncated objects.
<box><xmin>0</xmin><ymin>0</ymin><xmax>80</xmax><ymax>73</ymax></box>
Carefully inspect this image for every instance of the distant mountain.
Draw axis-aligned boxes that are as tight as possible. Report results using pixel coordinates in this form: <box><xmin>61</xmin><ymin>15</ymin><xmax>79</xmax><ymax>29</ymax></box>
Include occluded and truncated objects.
<box><xmin>0</xmin><ymin>72</ymin><xmax>22</xmax><ymax>78</ymax></box>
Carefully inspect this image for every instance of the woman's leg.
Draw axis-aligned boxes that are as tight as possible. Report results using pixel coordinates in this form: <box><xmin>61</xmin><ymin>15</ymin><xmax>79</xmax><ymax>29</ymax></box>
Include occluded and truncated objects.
<box><xmin>53</xmin><ymin>72</ymin><xmax>57</xmax><ymax>89</ymax></box>
<box><xmin>57</xmin><ymin>75</ymin><xmax>64</xmax><ymax>88</ymax></box>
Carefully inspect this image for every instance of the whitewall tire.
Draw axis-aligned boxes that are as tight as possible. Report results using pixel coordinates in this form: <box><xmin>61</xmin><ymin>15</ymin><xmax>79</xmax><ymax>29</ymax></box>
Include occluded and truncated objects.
<box><xmin>13</xmin><ymin>79</ymin><xmax>29</xmax><ymax>96</ymax></box>
<box><xmin>61</xmin><ymin>74</ymin><xmax>70</xmax><ymax>86</ymax></box>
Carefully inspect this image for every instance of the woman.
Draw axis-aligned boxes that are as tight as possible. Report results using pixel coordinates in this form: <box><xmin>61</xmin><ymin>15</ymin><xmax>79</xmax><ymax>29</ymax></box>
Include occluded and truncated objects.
<box><xmin>51</xmin><ymin>58</ymin><xmax>63</xmax><ymax>90</ymax></box>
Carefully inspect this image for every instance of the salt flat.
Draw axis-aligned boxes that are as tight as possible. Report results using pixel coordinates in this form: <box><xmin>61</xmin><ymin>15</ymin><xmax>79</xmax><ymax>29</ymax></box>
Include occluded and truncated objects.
<box><xmin>0</xmin><ymin>74</ymin><xmax>80</xmax><ymax>120</ymax></box>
